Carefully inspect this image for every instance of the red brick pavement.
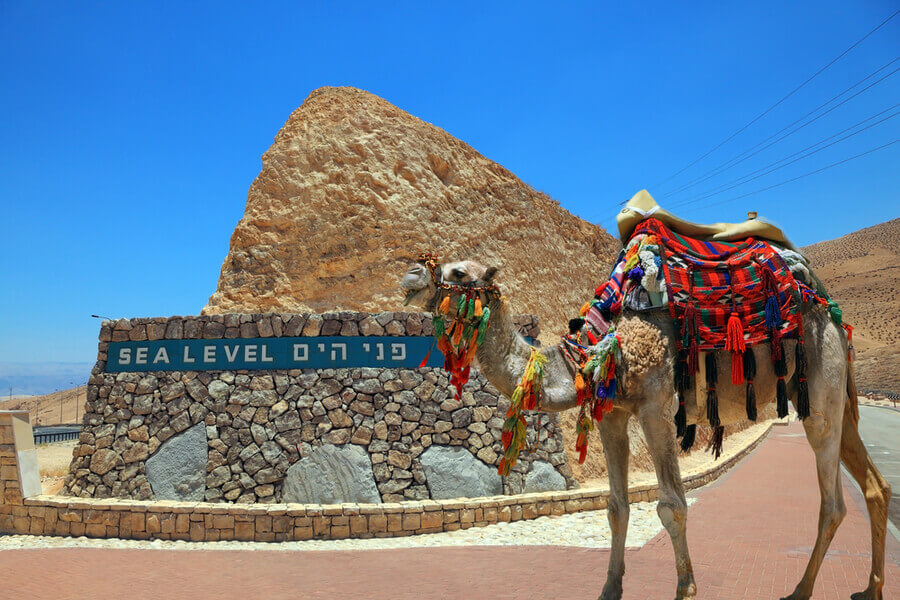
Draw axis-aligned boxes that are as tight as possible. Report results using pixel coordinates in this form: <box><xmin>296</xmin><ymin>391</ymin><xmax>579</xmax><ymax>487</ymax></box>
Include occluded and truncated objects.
<box><xmin>1</xmin><ymin>423</ymin><xmax>897</xmax><ymax>600</ymax></box>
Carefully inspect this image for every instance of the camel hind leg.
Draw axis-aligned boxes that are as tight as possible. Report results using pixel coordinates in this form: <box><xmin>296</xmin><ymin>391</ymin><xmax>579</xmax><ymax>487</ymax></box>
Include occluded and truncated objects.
<box><xmin>840</xmin><ymin>401</ymin><xmax>891</xmax><ymax>600</ymax></box>
<box><xmin>782</xmin><ymin>392</ymin><xmax>847</xmax><ymax>600</ymax></box>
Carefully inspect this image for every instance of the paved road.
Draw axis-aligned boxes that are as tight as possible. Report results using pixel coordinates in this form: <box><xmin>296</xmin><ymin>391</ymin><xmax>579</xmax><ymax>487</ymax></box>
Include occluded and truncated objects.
<box><xmin>857</xmin><ymin>405</ymin><xmax>900</xmax><ymax>534</ymax></box>
<box><xmin>2</xmin><ymin>424</ymin><xmax>898</xmax><ymax>600</ymax></box>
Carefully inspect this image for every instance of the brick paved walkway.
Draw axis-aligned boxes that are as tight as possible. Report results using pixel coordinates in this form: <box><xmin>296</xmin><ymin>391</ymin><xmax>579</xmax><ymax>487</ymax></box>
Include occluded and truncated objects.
<box><xmin>1</xmin><ymin>423</ymin><xmax>897</xmax><ymax>600</ymax></box>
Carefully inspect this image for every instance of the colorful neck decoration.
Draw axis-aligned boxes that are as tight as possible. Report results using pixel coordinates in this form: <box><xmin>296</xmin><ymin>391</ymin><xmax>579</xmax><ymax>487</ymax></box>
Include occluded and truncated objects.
<box><xmin>419</xmin><ymin>253</ymin><xmax>501</xmax><ymax>401</ymax></box>
<box><xmin>499</xmin><ymin>348</ymin><xmax>547</xmax><ymax>475</ymax></box>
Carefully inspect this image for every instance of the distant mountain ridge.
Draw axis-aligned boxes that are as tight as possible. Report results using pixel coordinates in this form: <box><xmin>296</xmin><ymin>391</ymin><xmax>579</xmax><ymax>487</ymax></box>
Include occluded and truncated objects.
<box><xmin>802</xmin><ymin>218</ymin><xmax>900</xmax><ymax>393</ymax></box>
<box><xmin>0</xmin><ymin>362</ymin><xmax>92</xmax><ymax>397</ymax></box>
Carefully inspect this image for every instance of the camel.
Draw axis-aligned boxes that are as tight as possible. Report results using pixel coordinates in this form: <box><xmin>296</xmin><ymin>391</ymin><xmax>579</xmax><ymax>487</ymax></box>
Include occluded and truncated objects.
<box><xmin>400</xmin><ymin>257</ymin><xmax>891</xmax><ymax>600</ymax></box>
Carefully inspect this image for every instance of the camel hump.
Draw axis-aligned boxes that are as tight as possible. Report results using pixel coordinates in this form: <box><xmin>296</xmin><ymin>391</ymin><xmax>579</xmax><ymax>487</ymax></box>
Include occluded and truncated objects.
<box><xmin>615</xmin><ymin>189</ymin><xmax>794</xmax><ymax>249</ymax></box>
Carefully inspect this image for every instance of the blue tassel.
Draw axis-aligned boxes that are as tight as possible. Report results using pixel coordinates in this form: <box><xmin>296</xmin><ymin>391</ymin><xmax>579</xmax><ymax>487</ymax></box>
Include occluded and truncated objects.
<box><xmin>627</xmin><ymin>266</ymin><xmax>644</xmax><ymax>282</ymax></box>
<box><xmin>764</xmin><ymin>295</ymin><xmax>781</xmax><ymax>328</ymax></box>
<box><xmin>607</xmin><ymin>379</ymin><xmax>616</xmax><ymax>398</ymax></box>
<box><xmin>596</xmin><ymin>385</ymin><xmax>607</xmax><ymax>399</ymax></box>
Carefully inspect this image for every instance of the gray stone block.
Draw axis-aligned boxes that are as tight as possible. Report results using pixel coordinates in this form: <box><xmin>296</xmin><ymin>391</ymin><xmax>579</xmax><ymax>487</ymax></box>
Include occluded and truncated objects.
<box><xmin>283</xmin><ymin>444</ymin><xmax>381</xmax><ymax>504</ymax></box>
<box><xmin>420</xmin><ymin>445</ymin><xmax>502</xmax><ymax>499</ymax></box>
<box><xmin>146</xmin><ymin>422</ymin><xmax>207</xmax><ymax>501</ymax></box>
<box><xmin>523</xmin><ymin>460</ymin><xmax>567</xmax><ymax>493</ymax></box>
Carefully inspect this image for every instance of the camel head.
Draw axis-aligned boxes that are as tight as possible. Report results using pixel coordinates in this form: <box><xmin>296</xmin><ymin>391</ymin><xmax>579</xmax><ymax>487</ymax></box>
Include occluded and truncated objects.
<box><xmin>400</xmin><ymin>256</ymin><xmax>499</xmax><ymax>311</ymax></box>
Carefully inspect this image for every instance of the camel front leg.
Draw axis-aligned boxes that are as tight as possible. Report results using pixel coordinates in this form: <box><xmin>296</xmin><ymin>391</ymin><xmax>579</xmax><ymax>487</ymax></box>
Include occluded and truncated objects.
<box><xmin>597</xmin><ymin>408</ymin><xmax>632</xmax><ymax>600</ymax></box>
<box><xmin>638</xmin><ymin>402</ymin><xmax>697</xmax><ymax>599</ymax></box>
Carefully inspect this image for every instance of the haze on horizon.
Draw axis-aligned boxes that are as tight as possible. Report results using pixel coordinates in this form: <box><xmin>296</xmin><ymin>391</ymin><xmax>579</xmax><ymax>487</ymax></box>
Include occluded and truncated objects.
<box><xmin>1</xmin><ymin>2</ymin><xmax>898</xmax><ymax>381</ymax></box>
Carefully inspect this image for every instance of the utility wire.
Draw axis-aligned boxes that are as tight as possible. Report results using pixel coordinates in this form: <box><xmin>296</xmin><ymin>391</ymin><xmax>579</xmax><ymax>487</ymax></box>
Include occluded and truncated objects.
<box><xmin>662</xmin><ymin>58</ymin><xmax>899</xmax><ymax>198</ymax></box>
<box><xmin>651</xmin><ymin>9</ymin><xmax>900</xmax><ymax>190</ymax></box>
<box><xmin>668</xmin><ymin>105</ymin><xmax>900</xmax><ymax>207</ymax></box>
<box><xmin>604</xmin><ymin>62</ymin><xmax>899</xmax><ymax>224</ymax></box>
<box><xmin>691</xmin><ymin>139</ymin><xmax>898</xmax><ymax>210</ymax></box>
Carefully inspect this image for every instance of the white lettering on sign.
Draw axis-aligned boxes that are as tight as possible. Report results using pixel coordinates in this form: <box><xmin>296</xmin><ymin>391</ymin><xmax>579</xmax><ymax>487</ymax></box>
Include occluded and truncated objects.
<box><xmin>261</xmin><ymin>345</ymin><xmax>274</xmax><ymax>363</ymax></box>
<box><xmin>293</xmin><ymin>344</ymin><xmax>308</xmax><ymax>361</ymax></box>
<box><xmin>203</xmin><ymin>346</ymin><xmax>216</xmax><ymax>363</ymax></box>
<box><xmin>119</xmin><ymin>348</ymin><xmax>132</xmax><ymax>365</ymax></box>
<box><xmin>375</xmin><ymin>343</ymin><xmax>385</xmax><ymax>361</ymax></box>
<box><xmin>135</xmin><ymin>347</ymin><xmax>148</xmax><ymax>365</ymax></box>
<box><xmin>183</xmin><ymin>346</ymin><xmax>195</xmax><ymax>364</ymax></box>
<box><xmin>245</xmin><ymin>345</ymin><xmax>257</xmax><ymax>362</ymax></box>
<box><xmin>391</xmin><ymin>343</ymin><xmax>406</xmax><ymax>361</ymax></box>
<box><xmin>153</xmin><ymin>347</ymin><xmax>170</xmax><ymax>364</ymax></box>
<box><xmin>330</xmin><ymin>343</ymin><xmax>347</xmax><ymax>361</ymax></box>
<box><xmin>224</xmin><ymin>345</ymin><xmax>239</xmax><ymax>362</ymax></box>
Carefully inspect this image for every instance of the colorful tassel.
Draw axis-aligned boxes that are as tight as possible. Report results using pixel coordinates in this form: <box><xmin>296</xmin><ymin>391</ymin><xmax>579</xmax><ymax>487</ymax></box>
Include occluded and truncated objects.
<box><xmin>744</xmin><ymin>347</ymin><xmax>757</xmax><ymax>421</ymax></box>
<box><xmin>764</xmin><ymin>295</ymin><xmax>781</xmax><ymax>328</ymax></box>
<box><xmin>725</xmin><ymin>312</ymin><xmax>745</xmax><ymax>385</ymax></box>
<box><xmin>796</xmin><ymin>340</ymin><xmax>810</xmax><ymax>420</ymax></box>
<box><xmin>499</xmin><ymin>349</ymin><xmax>547</xmax><ymax>475</ymax></box>
<box><xmin>675</xmin><ymin>396</ymin><xmax>687</xmax><ymax>438</ymax></box>
<box><xmin>438</xmin><ymin>295</ymin><xmax>450</xmax><ymax>314</ymax></box>
<box><xmin>828</xmin><ymin>299</ymin><xmax>842</xmax><ymax>326</ymax></box>
<box><xmin>680</xmin><ymin>424</ymin><xmax>696</xmax><ymax>452</ymax></box>
<box><xmin>776</xmin><ymin>377</ymin><xmax>788</xmax><ymax>418</ymax></box>
<box><xmin>705</xmin><ymin>352</ymin><xmax>720</xmax><ymax>428</ymax></box>
<box><xmin>707</xmin><ymin>425</ymin><xmax>725</xmax><ymax>460</ymax></box>
<box><xmin>473</xmin><ymin>297</ymin><xmax>483</xmax><ymax>317</ymax></box>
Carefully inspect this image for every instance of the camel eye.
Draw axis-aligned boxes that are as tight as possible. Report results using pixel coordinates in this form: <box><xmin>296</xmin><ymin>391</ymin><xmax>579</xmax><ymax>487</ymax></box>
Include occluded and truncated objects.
<box><xmin>452</xmin><ymin>268</ymin><xmax>466</xmax><ymax>280</ymax></box>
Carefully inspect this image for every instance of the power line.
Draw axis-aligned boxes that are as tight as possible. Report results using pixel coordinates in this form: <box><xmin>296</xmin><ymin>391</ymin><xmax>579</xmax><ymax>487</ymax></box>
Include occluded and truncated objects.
<box><xmin>668</xmin><ymin>104</ymin><xmax>900</xmax><ymax>207</ymax></box>
<box><xmin>661</xmin><ymin>58</ymin><xmax>899</xmax><ymax>198</ymax></box>
<box><xmin>691</xmin><ymin>139</ymin><xmax>898</xmax><ymax>210</ymax></box>
<box><xmin>651</xmin><ymin>9</ymin><xmax>900</xmax><ymax>189</ymax></box>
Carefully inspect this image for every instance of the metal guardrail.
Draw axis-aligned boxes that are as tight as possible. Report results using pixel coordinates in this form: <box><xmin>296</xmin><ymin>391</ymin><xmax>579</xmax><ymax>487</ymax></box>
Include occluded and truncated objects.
<box><xmin>33</xmin><ymin>426</ymin><xmax>81</xmax><ymax>445</ymax></box>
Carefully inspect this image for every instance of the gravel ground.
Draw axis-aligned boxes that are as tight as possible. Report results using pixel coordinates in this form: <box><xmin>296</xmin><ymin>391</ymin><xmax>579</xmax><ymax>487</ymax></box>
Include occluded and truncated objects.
<box><xmin>0</xmin><ymin>499</ymin><xmax>693</xmax><ymax>552</ymax></box>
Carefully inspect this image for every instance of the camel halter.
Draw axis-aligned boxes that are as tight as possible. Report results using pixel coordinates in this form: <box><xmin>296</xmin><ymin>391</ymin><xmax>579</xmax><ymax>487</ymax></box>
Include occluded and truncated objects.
<box><xmin>418</xmin><ymin>253</ymin><xmax>550</xmax><ymax>476</ymax></box>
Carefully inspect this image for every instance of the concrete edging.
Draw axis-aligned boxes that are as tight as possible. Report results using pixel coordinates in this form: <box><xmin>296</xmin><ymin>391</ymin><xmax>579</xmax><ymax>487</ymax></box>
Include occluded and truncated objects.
<box><xmin>1</xmin><ymin>418</ymin><xmax>773</xmax><ymax>542</ymax></box>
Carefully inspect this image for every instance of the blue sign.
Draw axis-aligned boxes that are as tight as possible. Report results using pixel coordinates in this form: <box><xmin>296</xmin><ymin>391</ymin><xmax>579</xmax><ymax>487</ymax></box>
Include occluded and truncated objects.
<box><xmin>106</xmin><ymin>337</ymin><xmax>443</xmax><ymax>373</ymax></box>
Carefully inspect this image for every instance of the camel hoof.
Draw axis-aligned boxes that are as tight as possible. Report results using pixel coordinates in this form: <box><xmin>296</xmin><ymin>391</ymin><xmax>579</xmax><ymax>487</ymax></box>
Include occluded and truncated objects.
<box><xmin>598</xmin><ymin>580</ymin><xmax>623</xmax><ymax>600</ymax></box>
<box><xmin>850</xmin><ymin>591</ymin><xmax>882</xmax><ymax>600</ymax></box>
<box><xmin>675</xmin><ymin>581</ymin><xmax>697</xmax><ymax>599</ymax></box>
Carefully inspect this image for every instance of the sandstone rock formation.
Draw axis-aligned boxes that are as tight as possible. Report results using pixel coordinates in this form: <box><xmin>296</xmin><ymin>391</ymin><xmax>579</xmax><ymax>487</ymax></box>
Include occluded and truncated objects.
<box><xmin>203</xmin><ymin>86</ymin><xmax>619</xmax><ymax>342</ymax></box>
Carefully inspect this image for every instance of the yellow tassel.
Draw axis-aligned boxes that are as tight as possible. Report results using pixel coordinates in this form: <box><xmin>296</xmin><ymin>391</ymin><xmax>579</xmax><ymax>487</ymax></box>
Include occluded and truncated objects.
<box><xmin>474</xmin><ymin>297</ymin><xmax>483</xmax><ymax>317</ymax></box>
<box><xmin>580</xmin><ymin>301</ymin><xmax>591</xmax><ymax>316</ymax></box>
<box><xmin>439</xmin><ymin>296</ymin><xmax>450</xmax><ymax>314</ymax></box>
<box><xmin>574</xmin><ymin>373</ymin><xmax>585</xmax><ymax>393</ymax></box>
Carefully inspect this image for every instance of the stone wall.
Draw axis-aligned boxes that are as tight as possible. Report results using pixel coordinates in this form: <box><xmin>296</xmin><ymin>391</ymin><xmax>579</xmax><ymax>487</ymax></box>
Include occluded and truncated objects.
<box><xmin>1</xmin><ymin>410</ymin><xmax>773</xmax><ymax>541</ymax></box>
<box><xmin>64</xmin><ymin>312</ymin><xmax>576</xmax><ymax>504</ymax></box>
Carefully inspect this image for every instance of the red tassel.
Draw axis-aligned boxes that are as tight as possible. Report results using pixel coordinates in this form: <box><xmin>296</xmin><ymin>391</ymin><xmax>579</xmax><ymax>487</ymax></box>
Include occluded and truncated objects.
<box><xmin>688</xmin><ymin>338</ymin><xmax>699</xmax><ymax>375</ymax></box>
<box><xmin>610</xmin><ymin>300</ymin><xmax>622</xmax><ymax>315</ymax></box>
<box><xmin>725</xmin><ymin>312</ymin><xmax>745</xmax><ymax>385</ymax></box>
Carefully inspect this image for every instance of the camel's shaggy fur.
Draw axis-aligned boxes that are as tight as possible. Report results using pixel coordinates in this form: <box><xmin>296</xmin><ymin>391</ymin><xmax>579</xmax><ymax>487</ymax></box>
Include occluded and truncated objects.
<box><xmin>616</xmin><ymin>315</ymin><xmax>669</xmax><ymax>391</ymax></box>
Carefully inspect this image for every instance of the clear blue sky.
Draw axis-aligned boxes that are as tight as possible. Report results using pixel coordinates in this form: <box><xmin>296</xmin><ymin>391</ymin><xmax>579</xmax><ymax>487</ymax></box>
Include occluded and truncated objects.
<box><xmin>1</xmin><ymin>1</ymin><xmax>898</xmax><ymax>370</ymax></box>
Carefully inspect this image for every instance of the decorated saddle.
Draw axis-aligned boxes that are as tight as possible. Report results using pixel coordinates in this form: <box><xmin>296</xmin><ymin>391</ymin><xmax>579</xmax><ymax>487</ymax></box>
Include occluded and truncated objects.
<box><xmin>562</xmin><ymin>205</ymin><xmax>845</xmax><ymax>460</ymax></box>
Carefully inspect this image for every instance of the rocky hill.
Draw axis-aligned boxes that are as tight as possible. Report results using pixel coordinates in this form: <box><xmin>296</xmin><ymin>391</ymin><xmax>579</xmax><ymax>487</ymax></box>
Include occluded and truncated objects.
<box><xmin>203</xmin><ymin>87</ymin><xmax>620</xmax><ymax>341</ymax></box>
<box><xmin>802</xmin><ymin>218</ymin><xmax>900</xmax><ymax>393</ymax></box>
<box><xmin>1</xmin><ymin>386</ymin><xmax>87</xmax><ymax>426</ymax></box>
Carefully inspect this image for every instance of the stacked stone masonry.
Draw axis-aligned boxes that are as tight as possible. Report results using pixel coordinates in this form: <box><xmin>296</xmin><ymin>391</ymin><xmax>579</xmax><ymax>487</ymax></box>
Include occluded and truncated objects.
<box><xmin>63</xmin><ymin>312</ymin><xmax>576</xmax><ymax>504</ymax></box>
<box><xmin>0</xmin><ymin>410</ymin><xmax>772</xmax><ymax>540</ymax></box>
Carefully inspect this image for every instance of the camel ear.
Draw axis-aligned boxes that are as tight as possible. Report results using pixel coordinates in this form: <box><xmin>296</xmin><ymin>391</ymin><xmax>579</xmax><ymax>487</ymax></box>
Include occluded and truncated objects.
<box><xmin>483</xmin><ymin>266</ymin><xmax>499</xmax><ymax>283</ymax></box>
